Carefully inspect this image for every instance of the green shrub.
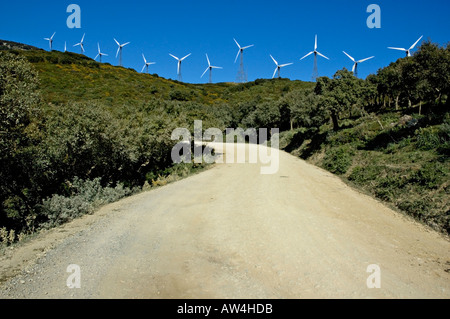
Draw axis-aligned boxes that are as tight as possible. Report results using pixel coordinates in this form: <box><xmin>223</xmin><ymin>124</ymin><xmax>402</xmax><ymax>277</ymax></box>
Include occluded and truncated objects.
<box><xmin>169</xmin><ymin>89</ymin><xmax>190</xmax><ymax>101</ymax></box>
<box><xmin>374</xmin><ymin>175</ymin><xmax>407</xmax><ymax>201</ymax></box>
<box><xmin>322</xmin><ymin>146</ymin><xmax>353</xmax><ymax>175</ymax></box>
<box><xmin>415</xmin><ymin>127</ymin><xmax>441</xmax><ymax>150</ymax></box>
<box><xmin>40</xmin><ymin>177</ymin><xmax>133</xmax><ymax>227</ymax></box>
<box><xmin>348</xmin><ymin>165</ymin><xmax>383</xmax><ymax>185</ymax></box>
<box><xmin>410</xmin><ymin>162</ymin><xmax>448</xmax><ymax>189</ymax></box>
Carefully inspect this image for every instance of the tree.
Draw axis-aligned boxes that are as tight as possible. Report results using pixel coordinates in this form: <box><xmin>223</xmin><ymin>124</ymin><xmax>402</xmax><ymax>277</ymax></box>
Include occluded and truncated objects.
<box><xmin>0</xmin><ymin>52</ymin><xmax>42</xmax><ymax>229</ymax></box>
<box><xmin>282</xmin><ymin>88</ymin><xmax>326</xmax><ymax>130</ymax></box>
<box><xmin>315</xmin><ymin>69</ymin><xmax>366</xmax><ymax>131</ymax></box>
<box><xmin>414</xmin><ymin>41</ymin><xmax>450</xmax><ymax>106</ymax></box>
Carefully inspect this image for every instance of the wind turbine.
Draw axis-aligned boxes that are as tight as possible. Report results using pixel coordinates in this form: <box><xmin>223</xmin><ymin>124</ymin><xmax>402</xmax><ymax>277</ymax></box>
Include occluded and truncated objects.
<box><xmin>388</xmin><ymin>35</ymin><xmax>423</xmax><ymax>57</ymax></box>
<box><xmin>44</xmin><ymin>32</ymin><xmax>55</xmax><ymax>51</ymax></box>
<box><xmin>169</xmin><ymin>53</ymin><xmax>191</xmax><ymax>82</ymax></box>
<box><xmin>234</xmin><ymin>38</ymin><xmax>254</xmax><ymax>83</ymax></box>
<box><xmin>95</xmin><ymin>43</ymin><xmax>108</xmax><ymax>63</ymax></box>
<box><xmin>201</xmin><ymin>54</ymin><xmax>222</xmax><ymax>83</ymax></box>
<box><xmin>114</xmin><ymin>38</ymin><xmax>130</xmax><ymax>67</ymax></box>
<box><xmin>64</xmin><ymin>41</ymin><xmax>67</xmax><ymax>52</ymax></box>
<box><xmin>270</xmin><ymin>55</ymin><xmax>293</xmax><ymax>79</ymax></box>
<box><xmin>73</xmin><ymin>33</ymin><xmax>85</xmax><ymax>54</ymax></box>
<box><xmin>300</xmin><ymin>35</ymin><xmax>329</xmax><ymax>81</ymax></box>
<box><xmin>343</xmin><ymin>51</ymin><xmax>374</xmax><ymax>78</ymax></box>
<box><xmin>141</xmin><ymin>54</ymin><xmax>155</xmax><ymax>74</ymax></box>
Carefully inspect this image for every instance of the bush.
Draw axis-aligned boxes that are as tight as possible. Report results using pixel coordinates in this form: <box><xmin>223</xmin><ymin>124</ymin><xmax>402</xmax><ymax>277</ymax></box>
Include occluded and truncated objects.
<box><xmin>348</xmin><ymin>165</ymin><xmax>383</xmax><ymax>185</ymax></box>
<box><xmin>322</xmin><ymin>146</ymin><xmax>353</xmax><ymax>175</ymax></box>
<box><xmin>169</xmin><ymin>89</ymin><xmax>190</xmax><ymax>101</ymax></box>
<box><xmin>415</xmin><ymin>127</ymin><xmax>441</xmax><ymax>150</ymax></box>
<box><xmin>40</xmin><ymin>177</ymin><xmax>133</xmax><ymax>227</ymax></box>
<box><xmin>410</xmin><ymin>162</ymin><xmax>448</xmax><ymax>189</ymax></box>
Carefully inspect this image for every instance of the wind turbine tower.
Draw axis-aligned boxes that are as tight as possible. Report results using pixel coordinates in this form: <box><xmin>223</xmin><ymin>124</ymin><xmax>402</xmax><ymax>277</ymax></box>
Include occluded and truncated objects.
<box><xmin>169</xmin><ymin>53</ymin><xmax>191</xmax><ymax>82</ymax></box>
<box><xmin>114</xmin><ymin>38</ymin><xmax>130</xmax><ymax>67</ymax></box>
<box><xmin>95</xmin><ymin>43</ymin><xmax>108</xmax><ymax>63</ymax></box>
<box><xmin>73</xmin><ymin>33</ymin><xmax>85</xmax><ymax>54</ymax></box>
<box><xmin>201</xmin><ymin>54</ymin><xmax>222</xmax><ymax>83</ymax></box>
<box><xmin>234</xmin><ymin>38</ymin><xmax>254</xmax><ymax>83</ymax></box>
<box><xmin>270</xmin><ymin>55</ymin><xmax>293</xmax><ymax>79</ymax></box>
<box><xmin>44</xmin><ymin>32</ymin><xmax>56</xmax><ymax>51</ymax></box>
<box><xmin>141</xmin><ymin>54</ymin><xmax>156</xmax><ymax>74</ymax></box>
<box><xmin>343</xmin><ymin>51</ymin><xmax>374</xmax><ymax>78</ymax></box>
<box><xmin>300</xmin><ymin>35</ymin><xmax>329</xmax><ymax>81</ymax></box>
<box><xmin>388</xmin><ymin>35</ymin><xmax>423</xmax><ymax>57</ymax></box>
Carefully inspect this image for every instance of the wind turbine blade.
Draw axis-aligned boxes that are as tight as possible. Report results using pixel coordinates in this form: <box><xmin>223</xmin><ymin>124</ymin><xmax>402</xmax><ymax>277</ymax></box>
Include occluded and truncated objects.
<box><xmin>116</xmin><ymin>47</ymin><xmax>120</xmax><ymax>58</ymax></box>
<box><xmin>103</xmin><ymin>54</ymin><xmax>108</xmax><ymax>57</ymax></box>
<box><xmin>81</xmin><ymin>44</ymin><xmax>84</xmax><ymax>53</ymax></box>
<box><xmin>211</xmin><ymin>66</ymin><xmax>222</xmax><ymax>69</ymax></box>
<box><xmin>343</xmin><ymin>51</ymin><xmax>355</xmax><ymax>62</ymax></box>
<box><xmin>270</xmin><ymin>55</ymin><xmax>278</xmax><ymax>66</ymax></box>
<box><xmin>169</xmin><ymin>54</ymin><xmax>179</xmax><ymax>60</ymax></box>
<box><xmin>300</xmin><ymin>51</ymin><xmax>314</xmax><ymax>60</ymax></box>
<box><xmin>314</xmin><ymin>35</ymin><xmax>317</xmax><ymax>50</ymax></box>
<box><xmin>51</xmin><ymin>32</ymin><xmax>56</xmax><ymax>40</ymax></box>
<box><xmin>201</xmin><ymin>67</ymin><xmax>209</xmax><ymax>78</ymax></box>
<box><xmin>234</xmin><ymin>50</ymin><xmax>240</xmax><ymax>63</ymax></box>
<box><xmin>74</xmin><ymin>43</ymin><xmax>80</xmax><ymax>47</ymax></box>
<box><xmin>94</xmin><ymin>54</ymin><xmax>99</xmax><ymax>60</ymax></box>
<box><xmin>181</xmin><ymin>53</ymin><xmax>191</xmax><ymax>61</ymax></box>
<box><xmin>242</xmin><ymin>44</ymin><xmax>254</xmax><ymax>50</ymax></box>
<box><xmin>233</xmin><ymin>38</ymin><xmax>241</xmax><ymax>49</ymax></box>
<box><xmin>122</xmin><ymin>42</ymin><xmax>130</xmax><ymax>47</ymax></box>
<box><xmin>98</xmin><ymin>43</ymin><xmax>101</xmax><ymax>53</ymax></box>
<box><xmin>352</xmin><ymin>63</ymin><xmax>356</xmax><ymax>73</ymax></box>
<box><xmin>142</xmin><ymin>54</ymin><xmax>146</xmax><ymax>63</ymax></box>
<box><xmin>280</xmin><ymin>63</ymin><xmax>293</xmax><ymax>67</ymax></box>
<box><xmin>206</xmin><ymin>54</ymin><xmax>210</xmax><ymax>66</ymax></box>
<box><xmin>141</xmin><ymin>65</ymin><xmax>146</xmax><ymax>73</ymax></box>
<box><xmin>177</xmin><ymin>61</ymin><xmax>181</xmax><ymax>75</ymax></box>
<box><xmin>272</xmin><ymin>67</ymin><xmax>278</xmax><ymax>79</ymax></box>
<box><xmin>81</xmin><ymin>33</ymin><xmax>85</xmax><ymax>42</ymax></box>
<box><xmin>316</xmin><ymin>51</ymin><xmax>329</xmax><ymax>60</ymax></box>
<box><xmin>114</xmin><ymin>38</ymin><xmax>120</xmax><ymax>46</ymax></box>
<box><xmin>409</xmin><ymin>35</ymin><xmax>423</xmax><ymax>50</ymax></box>
<box><xmin>358</xmin><ymin>56</ymin><xmax>374</xmax><ymax>63</ymax></box>
<box><xmin>388</xmin><ymin>47</ymin><xmax>406</xmax><ymax>51</ymax></box>
<box><xmin>44</xmin><ymin>38</ymin><xmax>50</xmax><ymax>41</ymax></box>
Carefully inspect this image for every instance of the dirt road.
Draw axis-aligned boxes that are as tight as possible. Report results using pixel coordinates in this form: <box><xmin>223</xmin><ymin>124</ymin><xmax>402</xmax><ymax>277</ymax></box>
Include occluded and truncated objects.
<box><xmin>0</xmin><ymin>143</ymin><xmax>449</xmax><ymax>298</ymax></box>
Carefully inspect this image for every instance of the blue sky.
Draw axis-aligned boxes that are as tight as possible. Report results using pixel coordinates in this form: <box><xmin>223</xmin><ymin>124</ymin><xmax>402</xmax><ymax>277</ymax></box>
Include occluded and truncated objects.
<box><xmin>0</xmin><ymin>0</ymin><xmax>449</xmax><ymax>83</ymax></box>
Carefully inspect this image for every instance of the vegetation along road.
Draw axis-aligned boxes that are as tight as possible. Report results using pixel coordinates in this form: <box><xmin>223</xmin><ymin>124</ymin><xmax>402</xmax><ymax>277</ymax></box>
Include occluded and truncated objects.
<box><xmin>0</xmin><ymin>143</ymin><xmax>448</xmax><ymax>298</ymax></box>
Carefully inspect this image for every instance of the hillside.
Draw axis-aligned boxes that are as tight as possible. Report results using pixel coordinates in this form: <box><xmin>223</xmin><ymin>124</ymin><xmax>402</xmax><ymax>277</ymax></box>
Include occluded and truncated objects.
<box><xmin>9</xmin><ymin>48</ymin><xmax>313</xmax><ymax>107</ymax></box>
<box><xmin>0</xmin><ymin>40</ymin><xmax>449</xmax><ymax>245</ymax></box>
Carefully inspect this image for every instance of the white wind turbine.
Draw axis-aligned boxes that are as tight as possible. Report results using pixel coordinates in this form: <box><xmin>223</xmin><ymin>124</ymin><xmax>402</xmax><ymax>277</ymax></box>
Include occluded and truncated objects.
<box><xmin>95</xmin><ymin>43</ymin><xmax>108</xmax><ymax>63</ymax></box>
<box><xmin>234</xmin><ymin>38</ymin><xmax>254</xmax><ymax>83</ymax></box>
<box><xmin>270</xmin><ymin>55</ymin><xmax>293</xmax><ymax>79</ymax></box>
<box><xmin>343</xmin><ymin>51</ymin><xmax>374</xmax><ymax>78</ymax></box>
<box><xmin>201</xmin><ymin>54</ymin><xmax>222</xmax><ymax>83</ymax></box>
<box><xmin>300</xmin><ymin>35</ymin><xmax>329</xmax><ymax>81</ymax></box>
<box><xmin>114</xmin><ymin>38</ymin><xmax>130</xmax><ymax>67</ymax></box>
<box><xmin>44</xmin><ymin>32</ymin><xmax>56</xmax><ymax>51</ymax></box>
<box><xmin>141</xmin><ymin>54</ymin><xmax>155</xmax><ymax>74</ymax></box>
<box><xmin>388</xmin><ymin>35</ymin><xmax>423</xmax><ymax>57</ymax></box>
<box><xmin>73</xmin><ymin>33</ymin><xmax>85</xmax><ymax>54</ymax></box>
<box><xmin>169</xmin><ymin>53</ymin><xmax>191</xmax><ymax>82</ymax></box>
